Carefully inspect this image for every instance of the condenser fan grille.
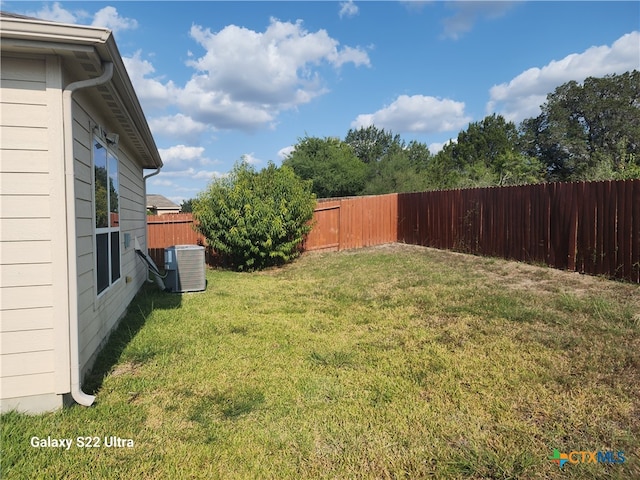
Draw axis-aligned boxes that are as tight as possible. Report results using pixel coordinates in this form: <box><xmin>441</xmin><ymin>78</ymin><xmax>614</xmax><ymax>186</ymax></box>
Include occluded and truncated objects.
<box><xmin>164</xmin><ymin>245</ymin><xmax>206</xmax><ymax>293</ymax></box>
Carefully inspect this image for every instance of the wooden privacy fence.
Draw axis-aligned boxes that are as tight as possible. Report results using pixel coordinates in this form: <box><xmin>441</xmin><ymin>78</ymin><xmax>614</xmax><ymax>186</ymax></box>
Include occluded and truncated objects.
<box><xmin>397</xmin><ymin>180</ymin><xmax>640</xmax><ymax>282</ymax></box>
<box><xmin>146</xmin><ymin>195</ymin><xmax>399</xmax><ymax>265</ymax></box>
<box><xmin>146</xmin><ymin>180</ymin><xmax>640</xmax><ymax>283</ymax></box>
<box><xmin>304</xmin><ymin>194</ymin><xmax>398</xmax><ymax>252</ymax></box>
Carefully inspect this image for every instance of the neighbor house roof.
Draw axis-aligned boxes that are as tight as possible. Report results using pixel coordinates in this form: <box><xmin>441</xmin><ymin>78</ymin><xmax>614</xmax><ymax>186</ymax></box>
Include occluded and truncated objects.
<box><xmin>0</xmin><ymin>11</ymin><xmax>163</xmax><ymax>169</ymax></box>
<box><xmin>146</xmin><ymin>194</ymin><xmax>180</xmax><ymax>211</ymax></box>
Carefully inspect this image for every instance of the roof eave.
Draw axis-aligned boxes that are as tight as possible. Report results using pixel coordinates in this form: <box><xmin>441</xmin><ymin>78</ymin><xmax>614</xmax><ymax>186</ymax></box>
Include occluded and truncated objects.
<box><xmin>97</xmin><ymin>37</ymin><xmax>163</xmax><ymax>169</ymax></box>
<box><xmin>0</xmin><ymin>15</ymin><xmax>163</xmax><ymax>169</ymax></box>
<box><xmin>0</xmin><ymin>15</ymin><xmax>112</xmax><ymax>44</ymax></box>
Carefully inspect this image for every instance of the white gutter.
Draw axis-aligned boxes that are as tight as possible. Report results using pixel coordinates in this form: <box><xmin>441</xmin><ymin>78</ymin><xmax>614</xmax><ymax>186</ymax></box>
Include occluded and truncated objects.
<box><xmin>144</xmin><ymin>168</ymin><xmax>162</xmax><ymax>181</ymax></box>
<box><xmin>63</xmin><ymin>61</ymin><xmax>114</xmax><ymax>407</ymax></box>
<box><xmin>143</xmin><ymin>168</ymin><xmax>163</xmax><ymax>282</ymax></box>
<box><xmin>0</xmin><ymin>15</ymin><xmax>112</xmax><ymax>44</ymax></box>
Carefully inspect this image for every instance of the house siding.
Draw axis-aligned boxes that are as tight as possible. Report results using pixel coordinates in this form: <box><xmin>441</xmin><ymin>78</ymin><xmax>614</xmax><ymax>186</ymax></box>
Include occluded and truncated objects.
<box><xmin>1</xmin><ymin>52</ymin><xmax>152</xmax><ymax>413</ymax></box>
<box><xmin>0</xmin><ymin>55</ymin><xmax>65</xmax><ymax>412</ymax></box>
<box><xmin>71</xmin><ymin>95</ymin><xmax>149</xmax><ymax>377</ymax></box>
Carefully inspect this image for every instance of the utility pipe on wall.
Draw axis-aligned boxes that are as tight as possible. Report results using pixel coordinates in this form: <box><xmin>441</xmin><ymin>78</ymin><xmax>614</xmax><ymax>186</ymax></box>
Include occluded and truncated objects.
<box><xmin>142</xmin><ymin>167</ymin><xmax>162</xmax><ymax>282</ymax></box>
<box><xmin>63</xmin><ymin>61</ymin><xmax>114</xmax><ymax>407</ymax></box>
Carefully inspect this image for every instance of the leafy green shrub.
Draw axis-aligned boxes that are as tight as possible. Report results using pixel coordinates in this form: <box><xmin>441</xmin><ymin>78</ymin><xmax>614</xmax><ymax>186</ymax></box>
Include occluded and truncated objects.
<box><xmin>193</xmin><ymin>161</ymin><xmax>316</xmax><ymax>271</ymax></box>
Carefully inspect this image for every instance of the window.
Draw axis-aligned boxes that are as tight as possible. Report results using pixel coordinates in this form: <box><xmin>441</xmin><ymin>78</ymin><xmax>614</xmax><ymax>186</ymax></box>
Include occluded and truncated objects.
<box><xmin>93</xmin><ymin>136</ymin><xmax>120</xmax><ymax>295</ymax></box>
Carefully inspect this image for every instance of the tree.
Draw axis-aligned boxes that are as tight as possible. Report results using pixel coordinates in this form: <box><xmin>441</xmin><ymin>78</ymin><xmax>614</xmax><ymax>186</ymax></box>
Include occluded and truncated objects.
<box><xmin>430</xmin><ymin>114</ymin><xmax>544</xmax><ymax>188</ymax></box>
<box><xmin>362</xmin><ymin>151</ymin><xmax>426</xmax><ymax>195</ymax></box>
<box><xmin>422</xmin><ymin>143</ymin><xmax>463</xmax><ymax>190</ymax></box>
<box><xmin>193</xmin><ymin>161</ymin><xmax>316</xmax><ymax>271</ymax></box>
<box><xmin>94</xmin><ymin>165</ymin><xmax>119</xmax><ymax>225</ymax></box>
<box><xmin>344</xmin><ymin>125</ymin><xmax>404</xmax><ymax>164</ymax></box>
<box><xmin>520</xmin><ymin>70</ymin><xmax>640</xmax><ymax>181</ymax></box>
<box><xmin>404</xmin><ymin>140</ymin><xmax>432</xmax><ymax>168</ymax></box>
<box><xmin>283</xmin><ymin>136</ymin><xmax>367</xmax><ymax>198</ymax></box>
<box><xmin>362</xmin><ymin>140</ymin><xmax>433</xmax><ymax>194</ymax></box>
<box><xmin>180</xmin><ymin>199</ymin><xmax>194</xmax><ymax>213</ymax></box>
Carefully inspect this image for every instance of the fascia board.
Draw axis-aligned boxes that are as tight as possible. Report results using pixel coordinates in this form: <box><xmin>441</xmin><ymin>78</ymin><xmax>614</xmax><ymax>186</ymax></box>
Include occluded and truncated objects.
<box><xmin>0</xmin><ymin>16</ymin><xmax>111</xmax><ymax>45</ymax></box>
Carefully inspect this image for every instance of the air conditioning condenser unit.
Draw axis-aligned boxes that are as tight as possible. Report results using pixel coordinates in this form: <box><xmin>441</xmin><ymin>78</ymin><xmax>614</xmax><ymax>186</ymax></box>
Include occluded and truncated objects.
<box><xmin>164</xmin><ymin>245</ymin><xmax>206</xmax><ymax>293</ymax></box>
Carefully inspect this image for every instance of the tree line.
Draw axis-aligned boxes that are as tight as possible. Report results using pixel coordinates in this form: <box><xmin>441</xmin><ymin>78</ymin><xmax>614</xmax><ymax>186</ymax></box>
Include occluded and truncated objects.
<box><xmin>283</xmin><ymin>71</ymin><xmax>640</xmax><ymax>198</ymax></box>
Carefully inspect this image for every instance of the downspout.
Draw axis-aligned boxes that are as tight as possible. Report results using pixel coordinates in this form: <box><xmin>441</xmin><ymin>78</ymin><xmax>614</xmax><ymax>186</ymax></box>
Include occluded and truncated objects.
<box><xmin>144</xmin><ymin>168</ymin><xmax>162</xmax><ymax>181</ymax></box>
<box><xmin>143</xmin><ymin>168</ymin><xmax>162</xmax><ymax>282</ymax></box>
<box><xmin>63</xmin><ymin>61</ymin><xmax>114</xmax><ymax>407</ymax></box>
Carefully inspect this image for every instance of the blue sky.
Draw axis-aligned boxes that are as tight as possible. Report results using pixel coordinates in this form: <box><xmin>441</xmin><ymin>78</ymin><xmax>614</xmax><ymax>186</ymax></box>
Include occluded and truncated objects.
<box><xmin>9</xmin><ymin>1</ymin><xmax>640</xmax><ymax>204</ymax></box>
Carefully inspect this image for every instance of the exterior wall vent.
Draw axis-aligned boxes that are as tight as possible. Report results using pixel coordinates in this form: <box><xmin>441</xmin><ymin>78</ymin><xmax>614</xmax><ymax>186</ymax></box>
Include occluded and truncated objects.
<box><xmin>164</xmin><ymin>245</ymin><xmax>206</xmax><ymax>293</ymax></box>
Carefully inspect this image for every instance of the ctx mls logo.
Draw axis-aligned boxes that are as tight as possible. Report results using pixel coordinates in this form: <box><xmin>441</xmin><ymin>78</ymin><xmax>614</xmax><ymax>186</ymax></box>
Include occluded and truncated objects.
<box><xmin>549</xmin><ymin>449</ymin><xmax>569</xmax><ymax>468</ymax></box>
<box><xmin>549</xmin><ymin>448</ymin><xmax>625</xmax><ymax>468</ymax></box>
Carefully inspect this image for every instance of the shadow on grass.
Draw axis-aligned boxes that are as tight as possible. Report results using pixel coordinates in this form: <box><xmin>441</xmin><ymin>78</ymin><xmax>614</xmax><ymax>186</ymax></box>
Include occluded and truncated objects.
<box><xmin>83</xmin><ymin>282</ymin><xmax>183</xmax><ymax>395</ymax></box>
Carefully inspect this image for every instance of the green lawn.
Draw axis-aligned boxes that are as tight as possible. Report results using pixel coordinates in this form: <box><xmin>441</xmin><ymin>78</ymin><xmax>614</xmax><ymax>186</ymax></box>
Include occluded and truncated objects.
<box><xmin>2</xmin><ymin>244</ymin><xmax>639</xmax><ymax>479</ymax></box>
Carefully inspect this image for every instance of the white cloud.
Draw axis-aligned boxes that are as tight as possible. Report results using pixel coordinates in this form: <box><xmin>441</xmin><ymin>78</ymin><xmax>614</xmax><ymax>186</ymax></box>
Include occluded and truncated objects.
<box><xmin>157</xmin><ymin>144</ymin><xmax>221</xmax><ymax>176</ymax></box>
<box><xmin>155</xmin><ymin>168</ymin><xmax>224</xmax><ymax>180</ymax></box>
<box><xmin>24</xmin><ymin>3</ymin><xmax>137</xmax><ymax>35</ymax></box>
<box><xmin>177</xmin><ymin>18</ymin><xmax>369</xmax><ymax>130</ymax></box>
<box><xmin>149</xmin><ymin>114</ymin><xmax>209</xmax><ymax>142</ymax></box>
<box><xmin>428</xmin><ymin>138</ymin><xmax>456</xmax><ymax>155</ymax></box>
<box><xmin>148</xmin><ymin>178</ymin><xmax>209</xmax><ymax>204</ymax></box>
<box><xmin>241</xmin><ymin>153</ymin><xmax>262</xmax><ymax>166</ymax></box>
<box><xmin>123</xmin><ymin>51</ymin><xmax>178</xmax><ymax>109</ymax></box>
<box><xmin>278</xmin><ymin>145</ymin><xmax>295</xmax><ymax>160</ymax></box>
<box><xmin>487</xmin><ymin>31</ymin><xmax>640</xmax><ymax>122</ymax></box>
<box><xmin>91</xmin><ymin>6</ymin><xmax>138</xmax><ymax>34</ymax></box>
<box><xmin>118</xmin><ymin>18</ymin><xmax>370</xmax><ymax>132</ymax></box>
<box><xmin>339</xmin><ymin>1</ymin><xmax>359</xmax><ymax>19</ymax></box>
<box><xmin>442</xmin><ymin>2</ymin><xmax>516</xmax><ymax>40</ymax></box>
<box><xmin>168</xmin><ymin>196</ymin><xmax>187</xmax><ymax>205</ymax></box>
<box><xmin>351</xmin><ymin>95</ymin><xmax>471</xmax><ymax>134</ymax></box>
<box><xmin>428</xmin><ymin>143</ymin><xmax>444</xmax><ymax>155</ymax></box>
<box><xmin>159</xmin><ymin>145</ymin><xmax>206</xmax><ymax>164</ymax></box>
<box><xmin>25</xmin><ymin>2</ymin><xmax>87</xmax><ymax>24</ymax></box>
<box><xmin>329</xmin><ymin>45</ymin><xmax>370</xmax><ymax>68</ymax></box>
<box><xmin>193</xmin><ymin>170</ymin><xmax>223</xmax><ymax>180</ymax></box>
<box><xmin>177</xmin><ymin>78</ymin><xmax>278</xmax><ymax>130</ymax></box>
<box><xmin>150</xmin><ymin>179</ymin><xmax>175</xmax><ymax>187</ymax></box>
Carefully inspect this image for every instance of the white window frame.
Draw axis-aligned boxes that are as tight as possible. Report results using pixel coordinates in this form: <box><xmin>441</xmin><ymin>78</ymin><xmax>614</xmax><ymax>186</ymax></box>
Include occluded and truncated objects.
<box><xmin>92</xmin><ymin>134</ymin><xmax>121</xmax><ymax>297</ymax></box>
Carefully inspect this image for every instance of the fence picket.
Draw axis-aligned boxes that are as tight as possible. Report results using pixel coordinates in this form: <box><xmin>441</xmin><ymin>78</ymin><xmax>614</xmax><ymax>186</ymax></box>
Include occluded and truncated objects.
<box><xmin>632</xmin><ymin>180</ymin><xmax>640</xmax><ymax>282</ymax></box>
